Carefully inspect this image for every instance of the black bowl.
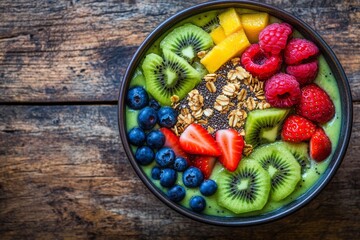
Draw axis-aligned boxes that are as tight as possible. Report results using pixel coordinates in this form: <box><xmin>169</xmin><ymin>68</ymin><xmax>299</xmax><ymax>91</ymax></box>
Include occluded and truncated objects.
<box><xmin>118</xmin><ymin>0</ymin><xmax>352</xmax><ymax>226</ymax></box>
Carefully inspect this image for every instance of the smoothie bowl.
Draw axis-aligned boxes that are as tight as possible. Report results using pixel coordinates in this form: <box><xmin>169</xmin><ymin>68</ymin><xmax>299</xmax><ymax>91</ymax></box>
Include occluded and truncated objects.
<box><xmin>118</xmin><ymin>1</ymin><xmax>352</xmax><ymax>225</ymax></box>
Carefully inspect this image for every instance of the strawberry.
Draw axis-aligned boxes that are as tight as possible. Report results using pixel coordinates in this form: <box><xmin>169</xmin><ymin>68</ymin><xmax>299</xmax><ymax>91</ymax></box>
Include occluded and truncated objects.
<box><xmin>296</xmin><ymin>84</ymin><xmax>335</xmax><ymax>123</ymax></box>
<box><xmin>160</xmin><ymin>128</ymin><xmax>190</xmax><ymax>162</ymax></box>
<box><xmin>191</xmin><ymin>155</ymin><xmax>217</xmax><ymax>179</ymax></box>
<box><xmin>179</xmin><ymin>123</ymin><xmax>221</xmax><ymax>156</ymax></box>
<box><xmin>281</xmin><ymin>115</ymin><xmax>317</xmax><ymax>142</ymax></box>
<box><xmin>310</xmin><ymin>127</ymin><xmax>332</xmax><ymax>162</ymax></box>
<box><xmin>215</xmin><ymin>129</ymin><xmax>244</xmax><ymax>172</ymax></box>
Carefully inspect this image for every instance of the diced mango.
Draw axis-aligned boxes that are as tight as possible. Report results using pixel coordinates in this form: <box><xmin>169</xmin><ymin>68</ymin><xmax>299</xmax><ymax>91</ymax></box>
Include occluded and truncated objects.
<box><xmin>210</xmin><ymin>26</ymin><xmax>226</xmax><ymax>45</ymax></box>
<box><xmin>200</xmin><ymin>29</ymin><xmax>250</xmax><ymax>73</ymax></box>
<box><xmin>240</xmin><ymin>13</ymin><xmax>269</xmax><ymax>43</ymax></box>
<box><xmin>218</xmin><ymin>8</ymin><xmax>242</xmax><ymax>36</ymax></box>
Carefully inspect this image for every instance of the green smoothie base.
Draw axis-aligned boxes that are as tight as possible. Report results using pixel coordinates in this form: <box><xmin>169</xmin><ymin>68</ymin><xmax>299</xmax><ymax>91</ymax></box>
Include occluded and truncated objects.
<box><xmin>125</xmin><ymin>55</ymin><xmax>341</xmax><ymax>217</ymax></box>
<box><xmin>124</xmin><ymin>9</ymin><xmax>342</xmax><ymax>217</ymax></box>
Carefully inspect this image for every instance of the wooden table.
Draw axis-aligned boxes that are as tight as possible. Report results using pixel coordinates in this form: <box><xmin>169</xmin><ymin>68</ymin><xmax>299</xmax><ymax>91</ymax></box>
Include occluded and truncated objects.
<box><xmin>1</xmin><ymin>0</ymin><xmax>359</xmax><ymax>239</ymax></box>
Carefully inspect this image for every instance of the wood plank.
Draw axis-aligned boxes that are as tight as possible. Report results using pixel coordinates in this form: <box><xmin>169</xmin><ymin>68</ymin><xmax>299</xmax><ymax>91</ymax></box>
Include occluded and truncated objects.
<box><xmin>0</xmin><ymin>104</ymin><xmax>359</xmax><ymax>239</ymax></box>
<box><xmin>0</xmin><ymin>0</ymin><xmax>359</xmax><ymax>102</ymax></box>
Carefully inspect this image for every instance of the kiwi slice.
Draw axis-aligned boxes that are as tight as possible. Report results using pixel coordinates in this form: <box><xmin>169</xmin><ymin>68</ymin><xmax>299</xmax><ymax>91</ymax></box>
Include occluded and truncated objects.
<box><xmin>142</xmin><ymin>49</ymin><xmax>200</xmax><ymax>106</ymax></box>
<box><xmin>250</xmin><ymin>144</ymin><xmax>301</xmax><ymax>201</ymax></box>
<box><xmin>245</xmin><ymin>108</ymin><xmax>290</xmax><ymax>148</ymax></box>
<box><xmin>217</xmin><ymin>158</ymin><xmax>271</xmax><ymax>214</ymax></box>
<box><xmin>273</xmin><ymin>141</ymin><xmax>311</xmax><ymax>175</ymax></box>
<box><xmin>187</xmin><ymin>11</ymin><xmax>220</xmax><ymax>33</ymax></box>
<box><xmin>160</xmin><ymin>23</ymin><xmax>213</xmax><ymax>63</ymax></box>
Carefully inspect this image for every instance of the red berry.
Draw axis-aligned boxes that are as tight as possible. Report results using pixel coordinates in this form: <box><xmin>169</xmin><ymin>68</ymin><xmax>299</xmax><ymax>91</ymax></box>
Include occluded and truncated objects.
<box><xmin>259</xmin><ymin>23</ymin><xmax>293</xmax><ymax>55</ymax></box>
<box><xmin>286</xmin><ymin>60</ymin><xmax>319</xmax><ymax>86</ymax></box>
<box><xmin>281</xmin><ymin>115</ymin><xmax>317</xmax><ymax>142</ymax></box>
<box><xmin>284</xmin><ymin>38</ymin><xmax>319</xmax><ymax>65</ymax></box>
<box><xmin>296</xmin><ymin>84</ymin><xmax>335</xmax><ymax>123</ymax></box>
<box><xmin>241</xmin><ymin>44</ymin><xmax>282</xmax><ymax>80</ymax></box>
<box><xmin>215</xmin><ymin>129</ymin><xmax>244</xmax><ymax>172</ymax></box>
<box><xmin>191</xmin><ymin>155</ymin><xmax>217</xmax><ymax>179</ymax></box>
<box><xmin>310</xmin><ymin>127</ymin><xmax>332</xmax><ymax>162</ymax></box>
<box><xmin>160</xmin><ymin>128</ymin><xmax>190</xmax><ymax>162</ymax></box>
<box><xmin>179</xmin><ymin>124</ymin><xmax>221</xmax><ymax>156</ymax></box>
<box><xmin>265</xmin><ymin>73</ymin><xmax>301</xmax><ymax>108</ymax></box>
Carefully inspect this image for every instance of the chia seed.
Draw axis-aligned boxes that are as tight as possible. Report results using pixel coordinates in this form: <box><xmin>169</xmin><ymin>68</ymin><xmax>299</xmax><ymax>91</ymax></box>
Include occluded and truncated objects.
<box><xmin>175</xmin><ymin>59</ymin><xmax>262</xmax><ymax>134</ymax></box>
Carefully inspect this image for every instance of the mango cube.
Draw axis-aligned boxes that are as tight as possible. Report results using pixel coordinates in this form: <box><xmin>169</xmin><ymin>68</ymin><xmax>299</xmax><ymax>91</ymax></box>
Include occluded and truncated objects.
<box><xmin>200</xmin><ymin>29</ymin><xmax>250</xmax><ymax>73</ymax></box>
<box><xmin>218</xmin><ymin>8</ymin><xmax>242</xmax><ymax>36</ymax></box>
<box><xmin>210</xmin><ymin>26</ymin><xmax>226</xmax><ymax>45</ymax></box>
<box><xmin>240</xmin><ymin>13</ymin><xmax>269</xmax><ymax>43</ymax></box>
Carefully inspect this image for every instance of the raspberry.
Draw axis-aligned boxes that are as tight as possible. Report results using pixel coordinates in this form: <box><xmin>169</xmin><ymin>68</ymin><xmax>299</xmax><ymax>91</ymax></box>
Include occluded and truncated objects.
<box><xmin>284</xmin><ymin>38</ymin><xmax>319</xmax><ymax>65</ymax></box>
<box><xmin>296</xmin><ymin>84</ymin><xmax>335</xmax><ymax>123</ymax></box>
<box><xmin>286</xmin><ymin>60</ymin><xmax>318</xmax><ymax>86</ymax></box>
<box><xmin>259</xmin><ymin>23</ymin><xmax>293</xmax><ymax>55</ymax></box>
<box><xmin>265</xmin><ymin>73</ymin><xmax>301</xmax><ymax>108</ymax></box>
<box><xmin>241</xmin><ymin>44</ymin><xmax>282</xmax><ymax>80</ymax></box>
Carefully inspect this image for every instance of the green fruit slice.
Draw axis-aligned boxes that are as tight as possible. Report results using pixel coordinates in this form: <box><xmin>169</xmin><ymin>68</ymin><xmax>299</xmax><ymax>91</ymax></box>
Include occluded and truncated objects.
<box><xmin>142</xmin><ymin>49</ymin><xmax>200</xmax><ymax>106</ymax></box>
<box><xmin>273</xmin><ymin>141</ymin><xmax>311</xmax><ymax>175</ymax></box>
<box><xmin>250</xmin><ymin>144</ymin><xmax>301</xmax><ymax>201</ymax></box>
<box><xmin>245</xmin><ymin>108</ymin><xmax>290</xmax><ymax>148</ymax></box>
<box><xmin>217</xmin><ymin>158</ymin><xmax>271</xmax><ymax>214</ymax></box>
<box><xmin>187</xmin><ymin>11</ymin><xmax>220</xmax><ymax>33</ymax></box>
<box><xmin>160</xmin><ymin>23</ymin><xmax>214</xmax><ymax>63</ymax></box>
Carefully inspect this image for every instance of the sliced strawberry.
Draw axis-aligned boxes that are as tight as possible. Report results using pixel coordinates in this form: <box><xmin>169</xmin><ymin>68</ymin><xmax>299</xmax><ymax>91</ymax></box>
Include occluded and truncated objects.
<box><xmin>179</xmin><ymin>123</ymin><xmax>221</xmax><ymax>156</ymax></box>
<box><xmin>215</xmin><ymin>129</ymin><xmax>244</xmax><ymax>172</ymax></box>
<box><xmin>191</xmin><ymin>155</ymin><xmax>217</xmax><ymax>179</ymax></box>
<box><xmin>310</xmin><ymin>127</ymin><xmax>332</xmax><ymax>162</ymax></box>
<box><xmin>160</xmin><ymin>128</ymin><xmax>190</xmax><ymax>162</ymax></box>
<box><xmin>281</xmin><ymin>114</ymin><xmax>317</xmax><ymax>142</ymax></box>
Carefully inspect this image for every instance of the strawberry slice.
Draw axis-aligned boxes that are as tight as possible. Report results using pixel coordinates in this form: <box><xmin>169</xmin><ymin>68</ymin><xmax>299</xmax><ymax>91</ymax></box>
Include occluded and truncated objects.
<box><xmin>191</xmin><ymin>155</ymin><xmax>217</xmax><ymax>179</ymax></box>
<box><xmin>179</xmin><ymin>123</ymin><xmax>221</xmax><ymax>156</ymax></box>
<box><xmin>281</xmin><ymin>114</ymin><xmax>317</xmax><ymax>142</ymax></box>
<box><xmin>310</xmin><ymin>127</ymin><xmax>332</xmax><ymax>162</ymax></box>
<box><xmin>160</xmin><ymin>128</ymin><xmax>190</xmax><ymax>162</ymax></box>
<box><xmin>215</xmin><ymin>129</ymin><xmax>244</xmax><ymax>171</ymax></box>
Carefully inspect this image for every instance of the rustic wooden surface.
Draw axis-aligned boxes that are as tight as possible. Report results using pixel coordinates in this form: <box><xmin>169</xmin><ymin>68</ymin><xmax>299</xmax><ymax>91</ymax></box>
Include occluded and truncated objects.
<box><xmin>0</xmin><ymin>0</ymin><xmax>359</xmax><ymax>239</ymax></box>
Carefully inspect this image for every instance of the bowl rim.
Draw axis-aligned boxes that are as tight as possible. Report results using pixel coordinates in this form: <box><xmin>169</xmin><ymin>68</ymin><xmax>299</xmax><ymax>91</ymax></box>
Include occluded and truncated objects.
<box><xmin>118</xmin><ymin>0</ymin><xmax>353</xmax><ymax>226</ymax></box>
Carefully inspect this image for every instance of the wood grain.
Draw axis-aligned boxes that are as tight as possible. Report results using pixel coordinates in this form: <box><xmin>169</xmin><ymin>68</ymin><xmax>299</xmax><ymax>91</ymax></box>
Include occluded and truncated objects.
<box><xmin>0</xmin><ymin>0</ymin><xmax>359</xmax><ymax>102</ymax></box>
<box><xmin>0</xmin><ymin>105</ymin><xmax>359</xmax><ymax>239</ymax></box>
<box><xmin>1</xmin><ymin>0</ymin><xmax>359</xmax><ymax>239</ymax></box>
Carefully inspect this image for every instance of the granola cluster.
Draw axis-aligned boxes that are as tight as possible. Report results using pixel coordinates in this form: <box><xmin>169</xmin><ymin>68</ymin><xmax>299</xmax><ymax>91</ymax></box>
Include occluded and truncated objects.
<box><xmin>171</xmin><ymin>58</ymin><xmax>271</xmax><ymax>155</ymax></box>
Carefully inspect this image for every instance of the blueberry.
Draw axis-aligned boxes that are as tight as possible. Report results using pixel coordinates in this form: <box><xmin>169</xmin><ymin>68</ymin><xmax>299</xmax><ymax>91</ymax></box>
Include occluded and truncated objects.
<box><xmin>137</xmin><ymin>107</ymin><xmax>158</xmax><ymax>130</ymax></box>
<box><xmin>135</xmin><ymin>146</ymin><xmax>154</xmax><ymax>165</ymax></box>
<box><xmin>199</xmin><ymin>179</ymin><xmax>218</xmax><ymax>196</ymax></box>
<box><xmin>182</xmin><ymin>167</ymin><xmax>204</xmax><ymax>188</ymax></box>
<box><xmin>146</xmin><ymin>130</ymin><xmax>165</xmax><ymax>149</ymax></box>
<box><xmin>167</xmin><ymin>185</ymin><xmax>186</xmax><ymax>202</ymax></box>
<box><xmin>151</xmin><ymin>166</ymin><xmax>161</xmax><ymax>180</ymax></box>
<box><xmin>155</xmin><ymin>147</ymin><xmax>176</xmax><ymax>167</ymax></box>
<box><xmin>160</xmin><ymin>168</ymin><xmax>177</xmax><ymax>188</ymax></box>
<box><xmin>127</xmin><ymin>127</ymin><xmax>146</xmax><ymax>146</ymax></box>
<box><xmin>126</xmin><ymin>86</ymin><xmax>149</xmax><ymax>110</ymax></box>
<box><xmin>173</xmin><ymin>157</ymin><xmax>188</xmax><ymax>172</ymax></box>
<box><xmin>189</xmin><ymin>196</ymin><xmax>206</xmax><ymax>212</ymax></box>
<box><xmin>149</xmin><ymin>99</ymin><xmax>161</xmax><ymax>111</ymax></box>
<box><xmin>157</xmin><ymin>106</ymin><xmax>178</xmax><ymax>128</ymax></box>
